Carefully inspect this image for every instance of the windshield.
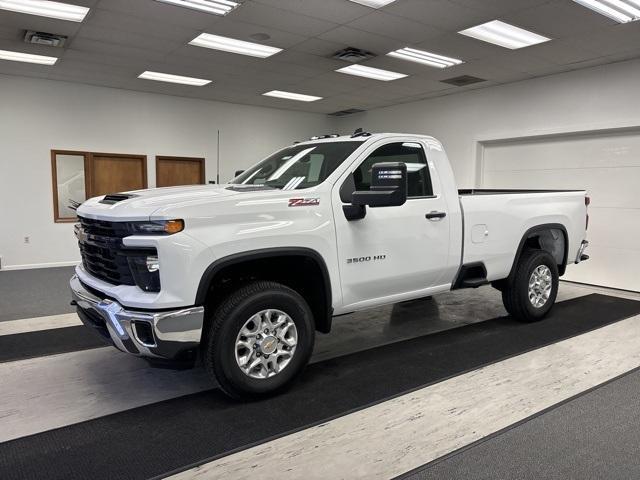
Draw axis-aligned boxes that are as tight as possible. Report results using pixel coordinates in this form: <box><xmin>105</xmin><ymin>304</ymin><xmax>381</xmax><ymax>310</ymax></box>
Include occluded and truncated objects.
<box><xmin>231</xmin><ymin>141</ymin><xmax>361</xmax><ymax>190</ymax></box>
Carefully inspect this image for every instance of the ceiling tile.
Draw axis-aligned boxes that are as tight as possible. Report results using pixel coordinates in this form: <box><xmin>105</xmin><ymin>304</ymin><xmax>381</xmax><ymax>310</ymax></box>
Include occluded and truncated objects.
<box><xmin>570</xmin><ymin>23</ymin><xmax>640</xmax><ymax>57</ymax></box>
<box><xmin>96</xmin><ymin>0</ymin><xmax>220</xmax><ymax>30</ymax></box>
<box><xmin>229</xmin><ymin>2</ymin><xmax>338</xmax><ymax>37</ymax></box>
<box><xmin>346</xmin><ymin>11</ymin><xmax>443</xmax><ymax>44</ymax></box>
<box><xmin>67</xmin><ymin>37</ymin><xmax>168</xmax><ymax>63</ymax></box>
<box><xmin>198</xmin><ymin>17</ymin><xmax>307</xmax><ymax>48</ymax></box>
<box><xmin>525</xmin><ymin>38</ymin><xmax>604</xmax><ymax>65</ymax></box>
<box><xmin>382</xmin><ymin>0</ymin><xmax>493</xmax><ymax>32</ymax></box>
<box><xmin>252</xmin><ymin>0</ymin><xmax>371</xmax><ymax>23</ymax></box>
<box><xmin>74</xmin><ymin>25</ymin><xmax>183</xmax><ymax>55</ymax></box>
<box><xmin>448</xmin><ymin>0</ymin><xmax>553</xmax><ymax>18</ymax></box>
<box><xmin>84</xmin><ymin>8</ymin><xmax>197</xmax><ymax>45</ymax></box>
<box><xmin>290</xmin><ymin>37</ymin><xmax>347</xmax><ymax>56</ymax></box>
<box><xmin>502</xmin><ymin>0</ymin><xmax>617</xmax><ymax>40</ymax></box>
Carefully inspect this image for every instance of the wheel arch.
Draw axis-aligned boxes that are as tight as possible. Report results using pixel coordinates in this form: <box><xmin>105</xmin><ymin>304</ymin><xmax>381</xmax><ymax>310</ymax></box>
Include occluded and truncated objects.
<box><xmin>196</xmin><ymin>247</ymin><xmax>333</xmax><ymax>334</ymax></box>
<box><xmin>505</xmin><ymin>223</ymin><xmax>569</xmax><ymax>284</ymax></box>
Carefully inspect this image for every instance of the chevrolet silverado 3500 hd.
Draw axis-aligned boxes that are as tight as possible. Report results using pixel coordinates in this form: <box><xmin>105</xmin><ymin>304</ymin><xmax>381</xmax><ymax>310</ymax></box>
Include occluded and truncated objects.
<box><xmin>70</xmin><ymin>132</ymin><xmax>590</xmax><ymax>399</ymax></box>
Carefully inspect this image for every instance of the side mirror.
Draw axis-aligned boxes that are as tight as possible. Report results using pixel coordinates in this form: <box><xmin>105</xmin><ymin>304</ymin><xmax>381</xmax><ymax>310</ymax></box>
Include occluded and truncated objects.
<box><xmin>234</xmin><ymin>169</ymin><xmax>245</xmax><ymax>177</ymax></box>
<box><xmin>343</xmin><ymin>162</ymin><xmax>407</xmax><ymax>221</ymax></box>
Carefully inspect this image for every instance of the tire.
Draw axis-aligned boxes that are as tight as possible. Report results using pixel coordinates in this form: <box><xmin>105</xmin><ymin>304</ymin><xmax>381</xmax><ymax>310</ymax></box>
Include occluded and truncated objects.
<box><xmin>501</xmin><ymin>249</ymin><xmax>559</xmax><ymax>323</ymax></box>
<box><xmin>204</xmin><ymin>281</ymin><xmax>315</xmax><ymax>400</ymax></box>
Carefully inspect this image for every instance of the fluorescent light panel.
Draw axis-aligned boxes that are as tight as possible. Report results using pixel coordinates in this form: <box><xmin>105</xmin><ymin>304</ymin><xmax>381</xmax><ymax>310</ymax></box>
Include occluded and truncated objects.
<box><xmin>572</xmin><ymin>0</ymin><xmax>640</xmax><ymax>23</ymax></box>
<box><xmin>336</xmin><ymin>64</ymin><xmax>407</xmax><ymax>81</ymax></box>
<box><xmin>263</xmin><ymin>90</ymin><xmax>322</xmax><ymax>102</ymax></box>
<box><xmin>0</xmin><ymin>0</ymin><xmax>89</xmax><ymax>22</ymax></box>
<box><xmin>348</xmin><ymin>0</ymin><xmax>397</xmax><ymax>7</ymax></box>
<box><xmin>388</xmin><ymin>47</ymin><xmax>463</xmax><ymax>68</ymax></box>
<box><xmin>138</xmin><ymin>71</ymin><xmax>211</xmax><ymax>86</ymax></box>
<box><xmin>459</xmin><ymin>20</ymin><xmax>550</xmax><ymax>49</ymax></box>
<box><xmin>189</xmin><ymin>33</ymin><xmax>282</xmax><ymax>58</ymax></box>
<box><xmin>0</xmin><ymin>49</ymin><xmax>57</xmax><ymax>65</ymax></box>
<box><xmin>155</xmin><ymin>0</ymin><xmax>239</xmax><ymax>16</ymax></box>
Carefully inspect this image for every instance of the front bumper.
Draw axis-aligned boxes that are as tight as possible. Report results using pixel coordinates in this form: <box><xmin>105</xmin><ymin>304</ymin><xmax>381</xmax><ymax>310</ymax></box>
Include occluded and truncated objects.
<box><xmin>70</xmin><ymin>274</ymin><xmax>204</xmax><ymax>360</ymax></box>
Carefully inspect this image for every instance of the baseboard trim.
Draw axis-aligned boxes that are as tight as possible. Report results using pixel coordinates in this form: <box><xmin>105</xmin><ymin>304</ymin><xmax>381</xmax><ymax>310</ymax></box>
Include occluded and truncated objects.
<box><xmin>1</xmin><ymin>261</ymin><xmax>80</xmax><ymax>271</ymax></box>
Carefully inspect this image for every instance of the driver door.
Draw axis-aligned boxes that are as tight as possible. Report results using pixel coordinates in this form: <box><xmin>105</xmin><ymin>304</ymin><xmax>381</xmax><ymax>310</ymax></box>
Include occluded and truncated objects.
<box><xmin>332</xmin><ymin>140</ymin><xmax>451</xmax><ymax>310</ymax></box>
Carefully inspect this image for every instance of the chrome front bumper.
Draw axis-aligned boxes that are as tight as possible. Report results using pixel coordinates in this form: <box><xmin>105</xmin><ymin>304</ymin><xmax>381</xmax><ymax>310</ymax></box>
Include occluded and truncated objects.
<box><xmin>70</xmin><ymin>274</ymin><xmax>204</xmax><ymax>360</ymax></box>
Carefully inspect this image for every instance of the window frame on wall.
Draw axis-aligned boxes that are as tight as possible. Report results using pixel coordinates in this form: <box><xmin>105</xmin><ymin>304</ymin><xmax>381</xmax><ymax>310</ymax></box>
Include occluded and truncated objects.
<box><xmin>51</xmin><ymin>149</ymin><xmax>91</xmax><ymax>223</ymax></box>
<box><xmin>51</xmin><ymin>149</ymin><xmax>147</xmax><ymax>223</ymax></box>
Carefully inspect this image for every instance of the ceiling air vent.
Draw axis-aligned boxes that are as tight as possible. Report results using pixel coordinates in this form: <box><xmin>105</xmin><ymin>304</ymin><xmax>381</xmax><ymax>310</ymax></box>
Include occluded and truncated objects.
<box><xmin>24</xmin><ymin>30</ymin><xmax>67</xmax><ymax>47</ymax></box>
<box><xmin>440</xmin><ymin>75</ymin><xmax>486</xmax><ymax>87</ymax></box>
<box><xmin>328</xmin><ymin>108</ymin><xmax>366</xmax><ymax>117</ymax></box>
<box><xmin>332</xmin><ymin>47</ymin><xmax>374</xmax><ymax>63</ymax></box>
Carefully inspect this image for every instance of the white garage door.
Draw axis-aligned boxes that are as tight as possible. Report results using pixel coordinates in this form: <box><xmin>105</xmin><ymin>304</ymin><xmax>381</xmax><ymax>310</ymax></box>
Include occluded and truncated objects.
<box><xmin>481</xmin><ymin>130</ymin><xmax>640</xmax><ymax>292</ymax></box>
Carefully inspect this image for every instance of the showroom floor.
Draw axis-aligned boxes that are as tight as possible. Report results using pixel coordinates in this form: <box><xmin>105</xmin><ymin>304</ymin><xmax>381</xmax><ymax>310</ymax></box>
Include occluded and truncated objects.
<box><xmin>1</xmin><ymin>267</ymin><xmax>640</xmax><ymax>479</ymax></box>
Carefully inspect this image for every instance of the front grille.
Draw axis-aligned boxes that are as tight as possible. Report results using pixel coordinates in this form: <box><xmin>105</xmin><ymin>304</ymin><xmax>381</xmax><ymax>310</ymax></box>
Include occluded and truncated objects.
<box><xmin>79</xmin><ymin>241</ymin><xmax>136</xmax><ymax>285</ymax></box>
<box><xmin>77</xmin><ymin>217</ymin><xmax>154</xmax><ymax>287</ymax></box>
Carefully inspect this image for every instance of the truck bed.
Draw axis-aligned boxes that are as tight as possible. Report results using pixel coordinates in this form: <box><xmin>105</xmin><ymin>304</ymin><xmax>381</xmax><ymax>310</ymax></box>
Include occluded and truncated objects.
<box><xmin>458</xmin><ymin>189</ymin><xmax>587</xmax><ymax>283</ymax></box>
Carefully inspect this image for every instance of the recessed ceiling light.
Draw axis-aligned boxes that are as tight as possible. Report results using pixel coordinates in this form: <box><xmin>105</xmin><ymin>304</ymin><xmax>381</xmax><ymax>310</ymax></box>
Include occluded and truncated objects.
<box><xmin>155</xmin><ymin>0</ymin><xmax>239</xmax><ymax>16</ymax></box>
<box><xmin>263</xmin><ymin>90</ymin><xmax>323</xmax><ymax>102</ymax></box>
<box><xmin>336</xmin><ymin>64</ymin><xmax>407</xmax><ymax>81</ymax></box>
<box><xmin>189</xmin><ymin>33</ymin><xmax>282</xmax><ymax>58</ymax></box>
<box><xmin>348</xmin><ymin>0</ymin><xmax>397</xmax><ymax>7</ymax></box>
<box><xmin>0</xmin><ymin>0</ymin><xmax>89</xmax><ymax>22</ymax></box>
<box><xmin>138</xmin><ymin>71</ymin><xmax>211</xmax><ymax>86</ymax></box>
<box><xmin>0</xmin><ymin>49</ymin><xmax>57</xmax><ymax>65</ymax></box>
<box><xmin>388</xmin><ymin>47</ymin><xmax>463</xmax><ymax>68</ymax></box>
<box><xmin>572</xmin><ymin>0</ymin><xmax>640</xmax><ymax>23</ymax></box>
<box><xmin>459</xmin><ymin>20</ymin><xmax>550</xmax><ymax>49</ymax></box>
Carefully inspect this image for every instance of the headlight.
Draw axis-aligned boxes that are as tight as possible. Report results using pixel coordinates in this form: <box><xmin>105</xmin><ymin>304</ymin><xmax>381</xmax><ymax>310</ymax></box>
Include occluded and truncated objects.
<box><xmin>129</xmin><ymin>219</ymin><xmax>184</xmax><ymax>235</ymax></box>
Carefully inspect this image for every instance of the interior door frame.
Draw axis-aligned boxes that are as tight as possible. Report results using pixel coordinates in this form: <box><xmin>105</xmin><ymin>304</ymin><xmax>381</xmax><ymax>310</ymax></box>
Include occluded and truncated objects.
<box><xmin>155</xmin><ymin>156</ymin><xmax>205</xmax><ymax>186</ymax></box>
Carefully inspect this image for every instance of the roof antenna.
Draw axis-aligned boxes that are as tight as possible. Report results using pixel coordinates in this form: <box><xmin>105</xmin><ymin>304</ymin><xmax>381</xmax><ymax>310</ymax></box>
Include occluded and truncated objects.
<box><xmin>351</xmin><ymin>127</ymin><xmax>372</xmax><ymax>138</ymax></box>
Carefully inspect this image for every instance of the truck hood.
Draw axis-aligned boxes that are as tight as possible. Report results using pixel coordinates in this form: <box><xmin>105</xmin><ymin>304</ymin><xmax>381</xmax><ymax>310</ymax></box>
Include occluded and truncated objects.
<box><xmin>76</xmin><ymin>184</ymin><xmax>312</xmax><ymax>221</ymax></box>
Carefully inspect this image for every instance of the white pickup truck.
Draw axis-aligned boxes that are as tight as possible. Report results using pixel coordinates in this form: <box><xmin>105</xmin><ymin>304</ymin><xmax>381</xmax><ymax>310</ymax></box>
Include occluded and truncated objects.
<box><xmin>70</xmin><ymin>131</ymin><xmax>590</xmax><ymax>399</ymax></box>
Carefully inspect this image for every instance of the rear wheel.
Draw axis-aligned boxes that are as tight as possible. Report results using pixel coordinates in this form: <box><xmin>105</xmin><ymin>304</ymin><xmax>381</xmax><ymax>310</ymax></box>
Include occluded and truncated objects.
<box><xmin>502</xmin><ymin>249</ymin><xmax>559</xmax><ymax>322</ymax></box>
<box><xmin>204</xmin><ymin>281</ymin><xmax>315</xmax><ymax>400</ymax></box>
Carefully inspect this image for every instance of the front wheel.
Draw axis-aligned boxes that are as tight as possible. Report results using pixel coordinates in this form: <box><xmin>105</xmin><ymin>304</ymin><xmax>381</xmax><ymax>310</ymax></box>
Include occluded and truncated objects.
<box><xmin>502</xmin><ymin>249</ymin><xmax>559</xmax><ymax>323</ymax></box>
<box><xmin>204</xmin><ymin>281</ymin><xmax>315</xmax><ymax>400</ymax></box>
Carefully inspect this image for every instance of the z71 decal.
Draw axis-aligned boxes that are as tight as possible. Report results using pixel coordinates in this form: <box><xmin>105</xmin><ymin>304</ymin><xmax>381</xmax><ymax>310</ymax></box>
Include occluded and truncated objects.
<box><xmin>288</xmin><ymin>198</ymin><xmax>320</xmax><ymax>207</ymax></box>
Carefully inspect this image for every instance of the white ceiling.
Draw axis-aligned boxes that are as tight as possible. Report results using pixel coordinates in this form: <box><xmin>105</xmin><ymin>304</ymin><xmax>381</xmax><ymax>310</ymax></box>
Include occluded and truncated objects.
<box><xmin>1</xmin><ymin>0</ymin><xmax>640</xmax><ymax>114</ymax></box>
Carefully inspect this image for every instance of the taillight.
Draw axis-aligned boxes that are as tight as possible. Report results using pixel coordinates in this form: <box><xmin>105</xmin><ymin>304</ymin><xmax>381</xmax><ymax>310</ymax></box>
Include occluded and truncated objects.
<box><xmin>585</xmin><ymin>195</ymin><xmax>590</xmax><ymax>230</ymax></box>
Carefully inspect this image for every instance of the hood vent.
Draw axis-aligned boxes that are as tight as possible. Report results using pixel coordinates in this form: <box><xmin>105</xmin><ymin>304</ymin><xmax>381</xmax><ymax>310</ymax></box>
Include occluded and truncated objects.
<box><xmin>440</xmin><ymin>75</ymin><xmax>486</xmax><ymax>87</ymax></box>
<box><xmin>328</xmin><ymin>108</ymin><xmax>365</xmax><ymax>117</ymax></box>
<box><xmin>332</xmin><ymin>47</ymin><xmax>374</xmax><ymax>63</ymax></box>
<box><xmin>100</xmin><ymin>193</ymin><xmax>136</xmax><ymax>205</ymax></box>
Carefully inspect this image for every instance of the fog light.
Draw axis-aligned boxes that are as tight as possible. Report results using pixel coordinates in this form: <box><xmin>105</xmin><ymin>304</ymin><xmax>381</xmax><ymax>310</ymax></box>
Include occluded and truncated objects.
<box><xmin>146</xmin><ymin>255</ymin><xmax>160</xmax><ymax>272</ymax></box>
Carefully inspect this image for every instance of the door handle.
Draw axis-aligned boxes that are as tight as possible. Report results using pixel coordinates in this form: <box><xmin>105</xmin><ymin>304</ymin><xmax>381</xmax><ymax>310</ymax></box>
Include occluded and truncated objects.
<box><xmin>425</xmin><ymin>211</ymin><xmax>447</xmax><ymax>220</ymax></box>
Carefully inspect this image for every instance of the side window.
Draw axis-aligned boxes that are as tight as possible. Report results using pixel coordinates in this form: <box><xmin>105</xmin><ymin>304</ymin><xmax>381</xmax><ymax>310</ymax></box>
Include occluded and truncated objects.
<box><xmin>353</xmin><ymin>142</ymin><xmax>433</xmax><ymax>197</ymax></box>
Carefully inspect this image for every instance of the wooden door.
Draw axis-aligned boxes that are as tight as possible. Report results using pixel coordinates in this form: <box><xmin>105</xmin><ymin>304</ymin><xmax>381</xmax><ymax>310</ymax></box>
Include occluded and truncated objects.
<box><xmin>91</xmin><ymin>153</ymin><xmax>147</xmax><ymax>196</ymax></box>
<box><xmin>156</xmin><ymin>156</ymin><xmax>205</xmax><ymax>187</ymax></box>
